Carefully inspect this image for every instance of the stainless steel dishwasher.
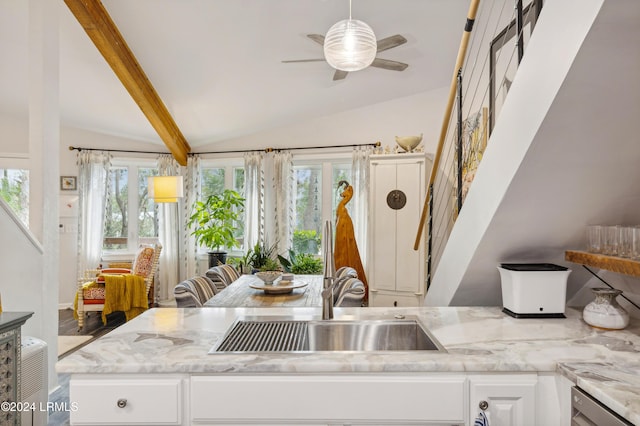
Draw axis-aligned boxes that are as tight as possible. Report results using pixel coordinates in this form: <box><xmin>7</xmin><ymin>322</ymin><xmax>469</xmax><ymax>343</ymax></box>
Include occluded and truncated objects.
<box><xmin>571</xmin><ymin>386</ymin><xmax>632</xmax><ymax>426</ymax></box>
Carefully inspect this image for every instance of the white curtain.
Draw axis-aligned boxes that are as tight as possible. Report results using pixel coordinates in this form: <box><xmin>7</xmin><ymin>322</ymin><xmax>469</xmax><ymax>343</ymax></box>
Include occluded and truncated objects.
<box><xmin>351</xmin><ymin>145</ymin><xmax>372</xmax><ymax>269</ymax></box>
<box><xmin>157</xmin><ymin>154</ymin><xmax>181</xmax><ymax>302</ymax></box>
<box><xmin>76</xmin><ymin>150</ymin><xmax>111</xmax><ymax>275</ymax></box>
<box><xmin>243</xmin><ymin>152</ymin><xmax>265</xmax><ymax>250</ymax></box>
<box><xmin>182</xmin><ymin>155</ymin><xmax>201</xmax><ymax>278</ymax></box>
<box><xmin>273</xmin><ymin>151</ymin><xmax>293</xmax><ymax>255</ymax></box>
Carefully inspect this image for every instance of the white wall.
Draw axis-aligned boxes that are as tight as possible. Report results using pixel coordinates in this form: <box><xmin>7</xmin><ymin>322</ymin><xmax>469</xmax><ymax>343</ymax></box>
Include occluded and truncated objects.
<box><xmin>195</xmin><ymin>88</ymin><xmax>448</xmax><ymax>155</ymax></box>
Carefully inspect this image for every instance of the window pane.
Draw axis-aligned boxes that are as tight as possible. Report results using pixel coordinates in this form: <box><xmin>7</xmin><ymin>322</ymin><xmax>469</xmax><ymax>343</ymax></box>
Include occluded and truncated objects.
<box><xmin>104</xmin><ymin>167</ymin><xmax>128</xmax><ymax>250</ymax></box>
<box><xmin>0</xmin><ymin>169</ymin><xmax>29</xmax><ymax>225</ymax></box>
<box><xmin>293</xmin><ymin>165</ymin><xmax>322</xmax><ymax>255</ymax></box>
<box><xmin>202</xmin><ymin>168</ymin><xmax>225</xmax><ymax>200</ymax></box>
<box><xmin>332</xmin><ymin>164</ymin><xmax>352</xmax><ymax>218</ymax></box>
<box><xmin>138</xmin><ymin>168</ymin><xmax>158</xmax><ymax>239</ymax></box>
<box><xmin>233</xmin><ymin>167</ymin><xmax>245</xmax><ymax>248</ymax></box>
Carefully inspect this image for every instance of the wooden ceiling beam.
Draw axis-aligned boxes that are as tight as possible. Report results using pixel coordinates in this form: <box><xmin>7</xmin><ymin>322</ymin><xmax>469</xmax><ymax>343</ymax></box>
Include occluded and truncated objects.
<box><xmin>64</xmin><ymin>0</ymin><xmax>191</xmax><ymax>166</ymax></box>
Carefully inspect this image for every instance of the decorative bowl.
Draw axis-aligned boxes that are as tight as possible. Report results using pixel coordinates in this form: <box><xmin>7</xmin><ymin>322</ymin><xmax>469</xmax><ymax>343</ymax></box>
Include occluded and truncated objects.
<box><xmin>395</xmin><ymin>134</ymin><xmax>423</xmax><ymax>152</ymax></box>
<box><xmin>255</xmin><ymin>271</ymin><xmax>282</xmax><ymax>285</ymax></box>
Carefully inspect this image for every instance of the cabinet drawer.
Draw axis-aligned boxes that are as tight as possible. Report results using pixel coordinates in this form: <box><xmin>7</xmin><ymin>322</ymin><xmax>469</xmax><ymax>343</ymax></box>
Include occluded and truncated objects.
<box><xmin>369</xmin><ymin>291</ymin><xmax>422</xmax><ymax>307</ymax></box>
<box><xmin>70</xmin><ymin>377</ymin><xmax>183</xmax><ymax>425</ymax></box>
<box><xmin>191</xmin><ymin>375</ymin><xmax>465</xmax><ymax>423</ymax></box>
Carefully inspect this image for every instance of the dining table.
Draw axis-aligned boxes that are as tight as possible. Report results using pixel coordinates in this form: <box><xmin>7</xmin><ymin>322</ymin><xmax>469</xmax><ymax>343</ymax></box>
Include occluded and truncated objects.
<box><xmin>203</xmin><ymin>273</ymin><xmax>324</xmax><ymax>308</ymax></box>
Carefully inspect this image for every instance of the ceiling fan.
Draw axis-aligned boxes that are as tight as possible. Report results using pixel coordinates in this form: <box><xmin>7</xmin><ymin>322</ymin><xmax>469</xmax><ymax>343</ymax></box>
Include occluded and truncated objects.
<box><xmin>282</xmin><ymin>34</ymin><xmax>409</xmax><ymax>81</ymax></box>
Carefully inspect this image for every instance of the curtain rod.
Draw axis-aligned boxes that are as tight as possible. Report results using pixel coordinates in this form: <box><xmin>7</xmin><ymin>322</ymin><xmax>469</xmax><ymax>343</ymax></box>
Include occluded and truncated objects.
<box><xmin>195</xmin><ymin>141</ymin><xmax>381</xmax><ymax>155</ymax></box>
<box><xmin>69</xmin><ymin>141</ymin><xmax>381</xmax><ymax>157</ymax></box>
<box><xmin>68</xmin><ymin>146</ymin><xmax>172</xmax><ymax>155</ymax></box>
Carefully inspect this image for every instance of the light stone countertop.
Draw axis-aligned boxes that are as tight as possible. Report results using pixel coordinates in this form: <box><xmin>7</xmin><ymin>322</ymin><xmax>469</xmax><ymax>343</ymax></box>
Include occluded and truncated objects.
<box><xmin>57</xmin><ymin>306</ymin><xmax>640</xmax><ymax>424</ymax></box>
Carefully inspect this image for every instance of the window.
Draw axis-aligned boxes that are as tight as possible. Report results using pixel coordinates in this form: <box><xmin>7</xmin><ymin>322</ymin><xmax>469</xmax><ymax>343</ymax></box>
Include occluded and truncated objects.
<box><xmin>200</xmin><ymin>161</ymin><xmax>245</xmax><ymax>251</ymax></box>
<box><xmin>103</xmin><ymin>161</ymin><xmax>158</xmax><ymax>252</ymax></box>
<box><xmin>293</xmin><ymin>158</ymin><xmax>351</xmax><ymax>255</ymax></box>
<box><xmin>0</xmin><ymin>168</ymin><xmax>29</xmax><ymax>226</ymax></box>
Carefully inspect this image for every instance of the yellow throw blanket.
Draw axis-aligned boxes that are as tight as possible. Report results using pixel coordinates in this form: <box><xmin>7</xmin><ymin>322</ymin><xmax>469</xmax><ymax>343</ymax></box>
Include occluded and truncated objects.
<box><xmin>73</xmin><ymin>274</ymin><xmax>148</xmax><ymax>324</ymax></box>
<box><xmin>102</xmin><ymin>274</ymin><xmax>148</xmax><ymax>324</ymax></box>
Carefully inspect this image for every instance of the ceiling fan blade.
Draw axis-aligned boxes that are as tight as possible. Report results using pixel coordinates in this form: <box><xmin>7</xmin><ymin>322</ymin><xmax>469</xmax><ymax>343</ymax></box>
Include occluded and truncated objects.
<box><xmin>307</xmin><ymin>34</ymin><xmax>325</xmax><ymax>46</ymax></box>
<box><xmin>376</xmin><ymin>34</ymin><xmax>407</xmax><ymax>52</ymax></box>
<box><xmin>371</xmin><ymin>58</ymin><xmax>408</xmax><ymax>71</ymax></box>
<box><xmin>333</xmin><ymin>70</ymin><xmax>348</xmax><ymax>81</ymax></box>
<box><xmin>282</xmin><ymin>59</ymin><xmax>325</xmax><ymax>63</ymax></box>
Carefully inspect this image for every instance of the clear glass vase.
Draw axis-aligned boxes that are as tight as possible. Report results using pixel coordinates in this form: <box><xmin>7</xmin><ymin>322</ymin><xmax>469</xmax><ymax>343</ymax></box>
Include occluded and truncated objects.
<box><xmin>582</xmin><ymin>288</ymin><xmax>629</xmax><ymax>330</ymax></box>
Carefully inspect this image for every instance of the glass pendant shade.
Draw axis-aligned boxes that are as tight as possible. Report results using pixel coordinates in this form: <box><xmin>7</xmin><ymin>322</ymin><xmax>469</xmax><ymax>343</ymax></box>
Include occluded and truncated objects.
<box><xmin>148</xmin><ymin>176</ymin><xmax>184</xmax><ymax>203</ymax></box>
<box><xmin>323</xmin><ymin>19</ymin><xmax>377</xmax><ymax>72</ymax></box>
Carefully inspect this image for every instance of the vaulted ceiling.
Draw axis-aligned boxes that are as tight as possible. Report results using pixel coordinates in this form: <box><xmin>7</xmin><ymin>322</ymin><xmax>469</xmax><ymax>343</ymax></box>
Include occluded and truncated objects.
<box><xmin>0</xmin><ymin>0</ymin><xmax>469</xmax><ymax>151</ymax></box>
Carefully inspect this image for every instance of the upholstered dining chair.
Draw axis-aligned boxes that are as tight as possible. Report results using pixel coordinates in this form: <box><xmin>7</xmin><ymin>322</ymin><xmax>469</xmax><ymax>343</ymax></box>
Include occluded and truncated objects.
<box><xmin>173</xmin><ymin>276</ymin><xmax>219</xmax><ymax>308</ymax></box>
<box><xmin>333</xmin><ymin>276</ymin><xmax>366</xmax><ymax>307</ymax></box>
<box><xmin>75</xmin><ymin>243</ymin><xmax>162</xmax><ymax>331</ymax></box>
<box><xmin>205</xmin><ymin>264</ymin><xmax>241</xmax><ymax>292</ymax></box>
<box><xmin>335</xmin><ymin>266</ymin><xmax>358</xmax><ymax>280</ymax></box>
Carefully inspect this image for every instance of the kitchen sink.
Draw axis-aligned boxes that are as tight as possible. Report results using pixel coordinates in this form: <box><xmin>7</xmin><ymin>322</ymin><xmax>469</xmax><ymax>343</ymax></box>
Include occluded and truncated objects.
<box><xmin>209</xmin><ymin>316</ymin><xmax>445</xmax><ymax>353</ymax></box>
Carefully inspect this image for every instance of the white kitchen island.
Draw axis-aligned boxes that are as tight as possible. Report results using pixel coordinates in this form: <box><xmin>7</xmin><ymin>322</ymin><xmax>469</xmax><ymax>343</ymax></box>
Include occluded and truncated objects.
<box><xmin>56</xmin><ymin>307</ymin><xmax>640</xmax><ymax>425</ymax></box>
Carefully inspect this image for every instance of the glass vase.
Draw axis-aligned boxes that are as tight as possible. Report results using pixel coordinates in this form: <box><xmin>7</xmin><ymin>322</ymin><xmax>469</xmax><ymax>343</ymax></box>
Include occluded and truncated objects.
<box><xmin>582</xmin><ymin>288</ymin><xmax>629</xmax><ymax>330</ymax></box>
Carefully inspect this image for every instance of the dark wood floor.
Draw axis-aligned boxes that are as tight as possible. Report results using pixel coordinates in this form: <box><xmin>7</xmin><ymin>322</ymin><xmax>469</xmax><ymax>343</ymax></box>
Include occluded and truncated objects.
<box><xmin>50</xmin><ymin>309</ymin><xmax>126</xmax><ymax>425</ymax></box>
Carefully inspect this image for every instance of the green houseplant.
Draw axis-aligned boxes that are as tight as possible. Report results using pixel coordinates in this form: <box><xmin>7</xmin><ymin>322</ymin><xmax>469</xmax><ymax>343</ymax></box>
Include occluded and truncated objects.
<box><xmin>278</xmin><ymin>249</ymin><xmax>323</xmax><ymax>275</ymax></box>
<box><xmin>187</xmin><ymin>189</ymin><xmax>245</xmax><ymax>267</ymax></box>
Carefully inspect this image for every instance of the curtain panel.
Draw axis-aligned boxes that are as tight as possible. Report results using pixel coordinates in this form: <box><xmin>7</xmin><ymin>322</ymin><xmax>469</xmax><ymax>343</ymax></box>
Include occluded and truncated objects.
<box><xmin>351</xmin><ymin>145</ymin><xmax>371</xmax><ymax>269</ymax></box>
<box><xmin>273</xmin><ymin>151</ymin><xmax>294</xmax><ymax>255</ymax></box>
<box><xmin>243</xmin><ymin>152</ymin><xmax>265</xmax><ymax>250</ymax></box>
<box><xmin>76</xmin><ymin>150</ymin><xmax>111</xmax><ymax>275</ymax></box>
<box><xmin>156</xmin><ymin>154</ymin><xmax>181</xmax><ymax>302</ymax></box>
<box><xmin>182</xmin><ymin>154</ymin><xmax>201</xmax><ymax>279</ymax></box>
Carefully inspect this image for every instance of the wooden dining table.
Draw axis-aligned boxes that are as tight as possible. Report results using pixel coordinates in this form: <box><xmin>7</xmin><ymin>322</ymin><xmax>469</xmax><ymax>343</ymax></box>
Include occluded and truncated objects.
<box><xmin>203</xmin><ymin>274</ymin><xmax>324</xmax><ymax>308</ymax></box>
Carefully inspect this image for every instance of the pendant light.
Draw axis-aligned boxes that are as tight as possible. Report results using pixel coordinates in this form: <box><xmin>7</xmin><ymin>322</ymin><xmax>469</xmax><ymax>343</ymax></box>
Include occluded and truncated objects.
<box><xmin>323</xmin><ymin>0</ymin><xmax>377</xmax><ymax>72</ymax></box>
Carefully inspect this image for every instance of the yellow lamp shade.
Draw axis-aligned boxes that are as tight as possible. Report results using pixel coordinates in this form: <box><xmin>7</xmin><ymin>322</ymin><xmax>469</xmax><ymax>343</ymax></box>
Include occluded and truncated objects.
<box><xmin>148</xmin><ymin>176</ymin><xmax>184</xmax><ymax>203</ymax></box>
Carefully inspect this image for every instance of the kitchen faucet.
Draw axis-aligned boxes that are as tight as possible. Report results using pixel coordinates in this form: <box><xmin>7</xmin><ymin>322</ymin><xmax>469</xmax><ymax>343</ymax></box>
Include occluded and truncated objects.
<box><xmin>321</xmin><ymin>220</ymin><xmax>336</xmax><ymax>320</ymax></box>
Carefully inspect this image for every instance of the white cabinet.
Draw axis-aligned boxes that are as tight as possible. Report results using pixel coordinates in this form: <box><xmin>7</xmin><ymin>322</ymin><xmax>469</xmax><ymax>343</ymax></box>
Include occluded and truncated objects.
<box><xmin>191</xmin><ymin>374</ymin><xmax>466</xmax><ymax>425</ymax></box>
<box><xmin>368</xmin><ymin>154</ymin><xmax>432</xmax><ymax>307</ymax></box>
<box><xmin>67</xmin><ymin>372</ymin><xmax>545</xmax><ymax>426</ymax></box>
<box><xmin>468</xmin><ymin>374</ymin><xmax>537</xmax><ymax>426</ymax></box>
<box><xmin>69</xmin><ymin>374</ymin><xmax>187</xmax><ymax>425</ymax></box>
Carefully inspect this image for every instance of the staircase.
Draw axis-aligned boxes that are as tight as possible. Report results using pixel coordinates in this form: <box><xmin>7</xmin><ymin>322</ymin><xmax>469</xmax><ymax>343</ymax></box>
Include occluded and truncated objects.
<box><xmin>425</xmin><ymin>0</ymin><xmax>640</xmax><ymax>306</ymax></box>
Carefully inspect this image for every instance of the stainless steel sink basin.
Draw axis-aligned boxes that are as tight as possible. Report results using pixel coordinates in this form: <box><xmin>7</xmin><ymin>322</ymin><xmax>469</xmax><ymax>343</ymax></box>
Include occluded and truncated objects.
<box><xmin>210</xmin><ymin>316</ymin><xmax>445</xmax><ymax>353</ymax></box>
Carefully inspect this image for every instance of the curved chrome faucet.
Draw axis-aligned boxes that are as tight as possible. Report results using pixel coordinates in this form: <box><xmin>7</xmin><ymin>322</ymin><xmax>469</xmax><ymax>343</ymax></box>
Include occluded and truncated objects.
<box><xmin>322</xmin><ymin>220</ymin><xmax>336</xmax><ymax>320</ymax></box>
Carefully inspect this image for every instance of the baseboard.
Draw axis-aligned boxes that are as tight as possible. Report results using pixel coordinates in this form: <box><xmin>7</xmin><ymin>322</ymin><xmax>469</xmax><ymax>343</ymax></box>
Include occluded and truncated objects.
<box><xmin>58</xmin><ymin>303</ymin><xmax>73</xmax><ymax>310</ymax></box>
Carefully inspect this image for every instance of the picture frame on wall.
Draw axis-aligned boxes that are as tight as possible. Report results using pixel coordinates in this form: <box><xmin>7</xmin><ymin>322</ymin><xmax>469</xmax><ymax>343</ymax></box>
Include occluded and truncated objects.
<box><xmin>489</xmin><ymin>0</ymin><xmax>543</xmax><ymax>134</ymax></box>
<box><xmin>60</xmin><ymin>176</ymin><xmax>77</xmax><ymax>191</ymax></box>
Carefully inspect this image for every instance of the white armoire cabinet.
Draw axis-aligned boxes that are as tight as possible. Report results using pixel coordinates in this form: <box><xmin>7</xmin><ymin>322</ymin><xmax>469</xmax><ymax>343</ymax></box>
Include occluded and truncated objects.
<box><xmin>368</xmin><ymin>153</ymin><xmax>432</xmax><ymax>307</ymax></box>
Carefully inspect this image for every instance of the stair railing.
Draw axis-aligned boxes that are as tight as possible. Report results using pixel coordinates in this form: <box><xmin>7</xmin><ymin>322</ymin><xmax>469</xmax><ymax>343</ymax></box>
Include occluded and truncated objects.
<box><xmin>415</xmin><ymin>0</ymin><xmax>544</xmax><ymax>289</ymax></box>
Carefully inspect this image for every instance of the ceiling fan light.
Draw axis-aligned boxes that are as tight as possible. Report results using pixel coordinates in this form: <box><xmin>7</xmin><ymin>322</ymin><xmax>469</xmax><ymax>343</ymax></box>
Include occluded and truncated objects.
<box><xmin>324</xmin><ymin>19</ymin><xmax>377</xmax><ymax>72</ymax></box>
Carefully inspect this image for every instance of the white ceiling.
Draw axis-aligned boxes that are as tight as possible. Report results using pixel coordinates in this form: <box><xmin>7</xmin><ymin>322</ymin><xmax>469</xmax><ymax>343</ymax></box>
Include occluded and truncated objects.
<box><xmin>0</xmin><ymin>0</ymin><xmax>469</xmax><ymax>148</ymax></box>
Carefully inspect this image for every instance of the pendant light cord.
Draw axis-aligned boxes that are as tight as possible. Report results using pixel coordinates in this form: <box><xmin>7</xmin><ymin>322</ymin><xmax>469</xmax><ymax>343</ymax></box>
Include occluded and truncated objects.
<box><xmin>349</xmin><ymin>0</ymin><xmax>352</xmax><ymax>19</ymax></box>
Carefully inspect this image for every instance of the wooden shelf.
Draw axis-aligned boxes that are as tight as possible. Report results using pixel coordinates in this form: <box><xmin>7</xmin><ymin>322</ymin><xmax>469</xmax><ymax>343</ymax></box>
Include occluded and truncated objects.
<box><xmin>565</xmin><ymin>250</ymin><xmax>640</xmax><ymax>277</ymax></box>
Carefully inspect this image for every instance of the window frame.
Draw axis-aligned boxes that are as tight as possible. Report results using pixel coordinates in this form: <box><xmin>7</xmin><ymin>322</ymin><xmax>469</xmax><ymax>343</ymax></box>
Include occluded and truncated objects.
<box><xmin>102</xmin><ymin>157</ymin><xmax>159</xmax><ymax>260</ymax></box>
<box><xmin>199</xmin><ymin>157</ymin><xmax>245</xmax><ymax>255</ymax></box>
<box><xmin>292</xmin><ymin>152</ymin><xmax>352</xmax><ymax>254</ymax></box>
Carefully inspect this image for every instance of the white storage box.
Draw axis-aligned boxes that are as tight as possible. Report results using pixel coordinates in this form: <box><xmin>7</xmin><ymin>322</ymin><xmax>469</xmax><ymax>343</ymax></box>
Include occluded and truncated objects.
<box><xmin>497</xmin><ymin>263</ymin><xmax>571</xmax><ymax>318</ymax></box>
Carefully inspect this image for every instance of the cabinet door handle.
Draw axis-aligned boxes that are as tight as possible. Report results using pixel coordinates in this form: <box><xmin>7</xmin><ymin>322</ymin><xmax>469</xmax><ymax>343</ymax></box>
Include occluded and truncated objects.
<box><xmin>117</xmin><ymin>398</ymin><xmax>127</xmax><ymax>408</ymax></box>
<box><xmin>479</xmin><ymin>400</ymin><xmax>489</xmax><ymax>410</ymax></box>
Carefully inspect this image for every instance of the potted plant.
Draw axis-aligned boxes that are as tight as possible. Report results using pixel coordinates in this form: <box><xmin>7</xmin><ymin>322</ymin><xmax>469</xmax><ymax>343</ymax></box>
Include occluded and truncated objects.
<box><xmin>187</xmin><ymin>189</ymin><xmax>245</xmax><ymax>267</ymax></box>
<box><xmin>278</xmin><ymin>249</ymin><xmax>323</xmax><ymax>275</ymax></box>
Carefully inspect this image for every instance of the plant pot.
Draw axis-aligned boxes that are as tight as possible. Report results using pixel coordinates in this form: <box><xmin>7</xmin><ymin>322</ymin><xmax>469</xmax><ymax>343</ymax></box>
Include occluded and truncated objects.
<box><xmin>208</xmin><ymin>251</ymin><xmax>227</xmax><ymax>267</ymax></box>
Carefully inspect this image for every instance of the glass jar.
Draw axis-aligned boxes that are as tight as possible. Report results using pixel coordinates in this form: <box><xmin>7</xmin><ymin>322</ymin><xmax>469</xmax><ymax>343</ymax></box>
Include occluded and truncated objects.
<box><xmin>582</xmin><ymin>288</ymin><xmax>629</xmax><ymax>330</ymax></box>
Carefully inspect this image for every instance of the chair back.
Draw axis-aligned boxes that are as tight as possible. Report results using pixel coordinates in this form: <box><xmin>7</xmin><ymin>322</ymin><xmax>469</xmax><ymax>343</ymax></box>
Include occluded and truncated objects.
<box><xmin>174</xmin><ymin>276</ymin><xmax>218</xmax><ymax>308</ymax></box>
<box><xmin>336</xmin><ymin>266</ymin><xmax>358</xmax><ymax>279</ymax></box>
<box><xmin>132</xmin><ymin>243</ymin><xmax>162</xmax><ymax>296</ymax></box>
<box><xmin>334</xmin><ymin>276</ymin><xmax>366</xmax><ymax>307</ymax></box>
<box><xmin>205</xmin><ymin>264</ymin><xmax>240</xmax><ymax>291</ymax></box>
